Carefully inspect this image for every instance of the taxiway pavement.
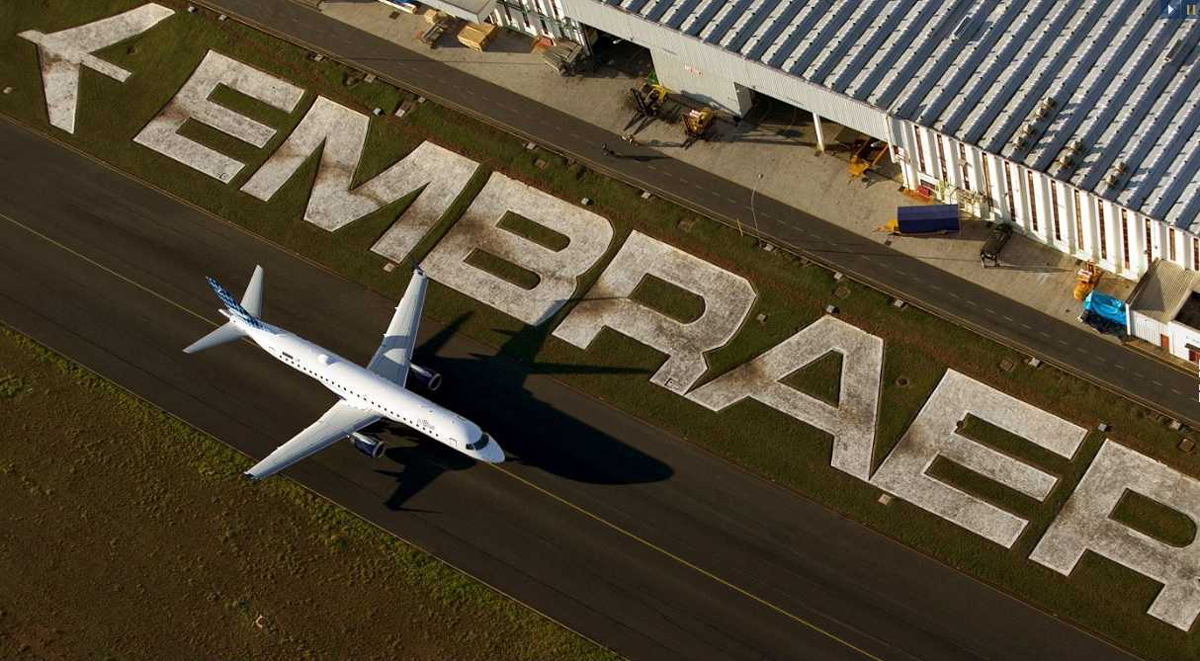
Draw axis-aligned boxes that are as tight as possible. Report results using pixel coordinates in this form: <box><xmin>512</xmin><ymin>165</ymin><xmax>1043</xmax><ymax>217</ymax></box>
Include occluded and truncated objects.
<box><xmin>0</xmin><ymin>120</ymin><xmax>1140</xmax><ymax>660</ymax></box>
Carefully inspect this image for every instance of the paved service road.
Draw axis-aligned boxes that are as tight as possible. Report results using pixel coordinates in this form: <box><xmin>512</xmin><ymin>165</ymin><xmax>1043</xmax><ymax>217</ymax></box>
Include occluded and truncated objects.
<box><xmin>0</xmin><ymin>119</ymin><xmax>1143</xmax><ymax>658</ymax></box>
<box><xmin>196</xmin><ymin>0</ymin><xmax>1200</xmax><ymax>432</ymax></box>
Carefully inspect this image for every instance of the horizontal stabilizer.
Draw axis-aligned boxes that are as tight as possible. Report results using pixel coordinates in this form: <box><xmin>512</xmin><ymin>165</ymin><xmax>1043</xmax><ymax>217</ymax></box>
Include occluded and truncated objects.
<box><xmin>183</xmin><ymin>321</ymin><xmax>247</xmax><ymax>354</ymax></box>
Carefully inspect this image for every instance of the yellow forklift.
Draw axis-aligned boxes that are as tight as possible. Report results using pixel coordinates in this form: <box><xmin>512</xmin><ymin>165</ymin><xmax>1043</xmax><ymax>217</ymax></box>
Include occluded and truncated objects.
<box><xmin>848</xmin><ymin>138</ymin><xmax>889</xmax><ymax>178</ymax></box>
<box><xmin>682</xmin><ymin>107</ymin><xmax>713</xmax><ymax>147</ymax></box>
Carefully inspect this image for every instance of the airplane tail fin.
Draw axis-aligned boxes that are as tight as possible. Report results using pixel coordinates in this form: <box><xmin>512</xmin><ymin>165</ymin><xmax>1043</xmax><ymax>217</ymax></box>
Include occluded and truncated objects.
<box><xmin>183</xmin><ymin>266</ymin><xmax>265</xmax><ymax>353</ymax></box>
<box><xmin>240</xmin><ymin>265</ymin><xmax>264</xmax><ymax>318</ymax></box>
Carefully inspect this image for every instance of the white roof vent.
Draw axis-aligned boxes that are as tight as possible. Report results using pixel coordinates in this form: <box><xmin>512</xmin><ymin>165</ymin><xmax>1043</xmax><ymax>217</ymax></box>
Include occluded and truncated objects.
<box><xmin>1165</xmin><ymin>39</ymin><xmax>1185</xmax><ymax>63</ymax></box>
<box><xmin>953</xmin><ymin>16</ymin><xmax>973</xmax><ymax>37</ymax></box>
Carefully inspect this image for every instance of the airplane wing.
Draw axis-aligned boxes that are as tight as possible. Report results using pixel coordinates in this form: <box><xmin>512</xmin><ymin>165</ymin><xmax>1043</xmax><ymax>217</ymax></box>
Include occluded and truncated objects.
<box><xmin>245</xmin><ymin>400</ymin><xmax>380</xmax><ymax>480</ymax></box>
<box><xmin>367</xmin><ymin>268</ymin><xmax>428</xmax><ymax>387</ymax></box>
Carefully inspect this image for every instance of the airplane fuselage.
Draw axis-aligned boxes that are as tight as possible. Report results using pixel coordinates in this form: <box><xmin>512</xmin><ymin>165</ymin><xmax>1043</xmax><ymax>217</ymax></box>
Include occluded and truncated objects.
<box><xmin>226</xmin><ymin>311</ymin><xmax>504</xmax><ymax>463</ymax></box>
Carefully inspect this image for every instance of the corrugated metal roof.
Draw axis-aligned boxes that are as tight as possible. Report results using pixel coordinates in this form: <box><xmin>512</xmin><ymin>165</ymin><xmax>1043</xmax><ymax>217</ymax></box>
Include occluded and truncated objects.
<box><xmin>584</xmin><ymin>0</ymin><xmax>1200</xmax><ymax>232</ymax></box>
<box><xmin>1128</xmin><ymin>259</ymin><xmax>1200</xmax><ymax>323</ymax></box>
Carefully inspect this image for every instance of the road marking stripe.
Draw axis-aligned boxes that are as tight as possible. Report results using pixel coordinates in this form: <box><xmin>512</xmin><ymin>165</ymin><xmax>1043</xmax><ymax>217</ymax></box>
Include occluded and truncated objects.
<box><xmin>493</xmin><ymin>464</ymin><xmax>890</xmax><ymax>661</ymax></box>
<box><xmin>0</xmin><ymin>212</ymin><xmax>217</xmax><ymax>329</ymax></box>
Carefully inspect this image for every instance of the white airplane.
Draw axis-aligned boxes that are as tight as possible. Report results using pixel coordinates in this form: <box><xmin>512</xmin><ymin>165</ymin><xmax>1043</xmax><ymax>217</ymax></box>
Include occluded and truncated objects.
<box><xmin>183</xmin><ymin>265</ymin><xmax>505</xmax><ymax>480</ymax></box>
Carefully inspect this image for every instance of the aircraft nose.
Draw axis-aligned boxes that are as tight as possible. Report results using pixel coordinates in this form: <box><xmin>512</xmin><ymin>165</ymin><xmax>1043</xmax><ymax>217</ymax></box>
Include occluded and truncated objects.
<box><xmin>483</xmin><ymin>438</ymin><xmax>505</xmax><ymax>464</ymax></box>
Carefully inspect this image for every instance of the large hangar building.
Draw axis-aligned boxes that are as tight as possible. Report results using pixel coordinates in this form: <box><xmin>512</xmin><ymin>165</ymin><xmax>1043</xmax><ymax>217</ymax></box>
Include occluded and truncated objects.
<box><xmin>557</xmin><ymin>0</ymin><xmax>1200</xmax><ymax>281</ymax></box>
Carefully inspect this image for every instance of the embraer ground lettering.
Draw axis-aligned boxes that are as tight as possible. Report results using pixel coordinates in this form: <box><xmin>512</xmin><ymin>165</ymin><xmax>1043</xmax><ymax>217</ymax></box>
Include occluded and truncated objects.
<box><xmin>871</xmin><ymin>369</ymin><xmax>1087</xmax><ymax>547</ymax></box>
<box><xmin>20</xmin><ymin>3</ymin><xmax>175</xmax><ymax>134</ymax></box>
<box><xmin>135</xmin><ymin>50</ymin><xmax>305</xmax><ymax>183</ymax></box>
<box><xmin>1032</xmin><ymin>441</ymin><xmax>1200</xmax><ymax>630</ymax></box>
<box><xmin>687</xmin><ymin>315</ymin><xmax>883</xmax><ymax>480</ymax></box>
<box><xmin>27</xmin><ymin>6</ymin><xmax>1200</xmax><ymax>631</ymax></box>
<box><xmin>554</xmin><ymin>230</ymin><xmax>757</xmax><ymax>395</ymax></box>
<box><xmin>242</xmin><ymin>95</ymin><xmax>480</xmax><ymax>262</ymax></box>
<box><xmin>421</xmin><ymin>172</ymin><xmax>614</xmax><ymax>325</ymax></box>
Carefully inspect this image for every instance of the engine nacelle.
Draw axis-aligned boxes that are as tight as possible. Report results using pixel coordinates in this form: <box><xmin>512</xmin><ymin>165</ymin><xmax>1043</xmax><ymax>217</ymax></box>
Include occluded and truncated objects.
<box><xmin>409</xmin><ymin>364</ymin><xmax>442</xmax><ymax>391</ymax></box>
<box><xmin>349</xmin><ymin>432</ymin><xmax>386</xmax><ymax>459</ymax></box>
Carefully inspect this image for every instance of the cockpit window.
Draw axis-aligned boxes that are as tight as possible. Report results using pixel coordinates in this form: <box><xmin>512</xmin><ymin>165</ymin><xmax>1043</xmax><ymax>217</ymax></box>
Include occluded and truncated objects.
<box><xmin>465</xmin><ymin>433</ymin><xmax>490</xmax><ymax>451</ymax></box>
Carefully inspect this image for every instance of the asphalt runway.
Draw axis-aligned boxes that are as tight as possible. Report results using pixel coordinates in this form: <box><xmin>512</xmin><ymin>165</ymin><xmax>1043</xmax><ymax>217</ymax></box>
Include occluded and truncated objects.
<box><xmin>0</xmin><ymin>121</ymin><xmax>1143</xmax><ymax>660</ymax></box>
<box><xmin>199</xmin><ymin>0</ymin><xmax>1200</xmax><ymax>433</ymax></box>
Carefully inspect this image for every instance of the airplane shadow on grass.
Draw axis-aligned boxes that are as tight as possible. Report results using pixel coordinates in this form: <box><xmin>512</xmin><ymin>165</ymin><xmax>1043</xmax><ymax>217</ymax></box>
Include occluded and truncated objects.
<box><xmin>372</xmin><ymin>313</ymin><xmax>674</xmax><ymax>511</ymax></box>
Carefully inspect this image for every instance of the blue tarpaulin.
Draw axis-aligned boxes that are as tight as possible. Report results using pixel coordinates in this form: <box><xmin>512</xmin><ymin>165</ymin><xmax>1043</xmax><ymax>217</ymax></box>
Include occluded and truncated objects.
<box><xmin>896</xmin><ymin>204</ymin><xmax>960</xmax><ymax>233</ymax></box>
<box><xmin>1083</xmin><ymin>291</ymin><xmax>1127</xmax><ymax>326</ymax></box>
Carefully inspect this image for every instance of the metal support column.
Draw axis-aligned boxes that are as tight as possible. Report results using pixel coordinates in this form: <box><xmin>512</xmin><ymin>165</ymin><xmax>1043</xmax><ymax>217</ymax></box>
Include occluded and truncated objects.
<box><xmin>813</xmin><ymin>111</ymin><xmax>825</xmax><ymax>154</ymax></box>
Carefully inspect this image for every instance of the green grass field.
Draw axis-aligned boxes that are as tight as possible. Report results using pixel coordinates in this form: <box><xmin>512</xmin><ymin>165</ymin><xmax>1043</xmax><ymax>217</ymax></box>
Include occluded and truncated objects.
<box><xmin>2</xmin><ymin>1</ymin><xmax>1199</xmax><ymax>657</ymax></box>
<box><xmin>0</xmin><ymin>325</ymin><xmax>617</xmax><ymax>661</ymax></box>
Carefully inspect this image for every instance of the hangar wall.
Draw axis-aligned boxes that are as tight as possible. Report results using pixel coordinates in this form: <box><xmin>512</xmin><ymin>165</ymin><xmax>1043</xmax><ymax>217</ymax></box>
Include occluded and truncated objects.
<box><xmin>650</xmin><ymin>49</ymin><xmax>750</xmax><ymax>115</ymax></box>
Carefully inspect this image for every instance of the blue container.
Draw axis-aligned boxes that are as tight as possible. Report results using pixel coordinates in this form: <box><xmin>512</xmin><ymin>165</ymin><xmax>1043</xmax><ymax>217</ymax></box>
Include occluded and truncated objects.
<box><xmin>1083</xmin><ymin>291</ymin><xmax>1128</xmax><ymax>326</ymax></box>
<box><xmin>896</xmin><ymin>204</ymin><xmax>960</xmax><ymax>233</ymax></box>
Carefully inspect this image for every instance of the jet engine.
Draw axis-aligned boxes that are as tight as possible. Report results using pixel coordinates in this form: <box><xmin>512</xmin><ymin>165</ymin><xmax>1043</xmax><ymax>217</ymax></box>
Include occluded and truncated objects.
<box><xmin>350</xmin><ymin>432</ymin><xmax>386</xmax><ymax>459</ymax></box>
<box><xmin>409</xmin><ymin>364</ymin><xmax>442</xmax><ymax>391</ymax></box>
